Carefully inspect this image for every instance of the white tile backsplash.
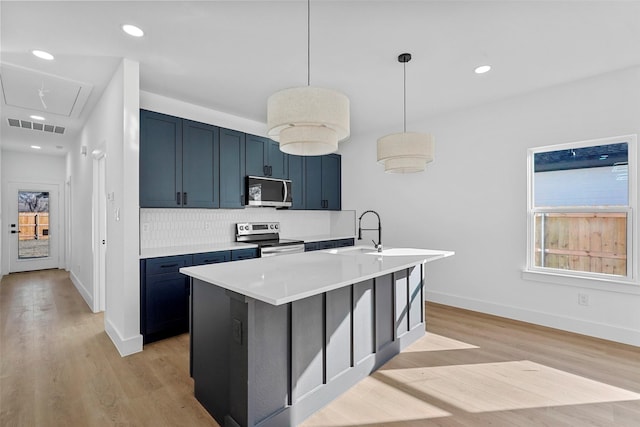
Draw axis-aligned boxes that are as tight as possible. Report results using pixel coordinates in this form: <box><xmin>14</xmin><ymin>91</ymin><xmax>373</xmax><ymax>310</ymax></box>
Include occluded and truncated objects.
<box><xmin>140</xmin><ymin>208</ymin><xmax>355</xmax><ymax>249</ymax></box>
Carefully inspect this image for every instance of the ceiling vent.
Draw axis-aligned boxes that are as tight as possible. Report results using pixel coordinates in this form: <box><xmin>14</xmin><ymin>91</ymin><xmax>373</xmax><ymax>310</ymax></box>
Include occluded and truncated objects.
<box><xmin>8</xmin><ymin>118</ymin><xmax>65</xmax><ymax>134</ymax></box>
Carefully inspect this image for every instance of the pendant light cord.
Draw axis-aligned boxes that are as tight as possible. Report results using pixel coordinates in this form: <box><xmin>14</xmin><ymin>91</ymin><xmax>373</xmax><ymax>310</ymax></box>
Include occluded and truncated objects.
<box><xmin>307</xmin><ymin>0</ymin><xmax>311</xmax><ymax>86</ymax></box>
<box><xmin>403</xmin><ymin>59</ymin><xmax>407</xmax><ymax>133</ymax></box>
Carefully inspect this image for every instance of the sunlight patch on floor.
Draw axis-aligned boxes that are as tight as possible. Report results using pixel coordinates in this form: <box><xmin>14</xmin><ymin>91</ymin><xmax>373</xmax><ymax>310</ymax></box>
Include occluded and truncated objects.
<box><xmin>301</xmin><ymin>375</ymin><xmax>451</xmax><ymax>426</ymax></box>
<box><xmin>379</xmin><ymin>360</ymin><xmax>640</xmax><ymax>413</ymax></box>
<box><xmin>401</xmin><ymin>332</ymin><xmax>479</xmax><ymax>352</ymax></box>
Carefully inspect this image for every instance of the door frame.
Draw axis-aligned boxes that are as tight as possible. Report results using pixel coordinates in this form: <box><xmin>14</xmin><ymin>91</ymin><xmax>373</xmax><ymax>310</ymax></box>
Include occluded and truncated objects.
<box><xmin>92</xmin><ymin>149</ymin><xmax>107</xmax><ymax>313</ymax></box>
<box><xmin>6</xmin><ymin>181</ymin><xmax>64</xmax><ymax>273</ymax></box>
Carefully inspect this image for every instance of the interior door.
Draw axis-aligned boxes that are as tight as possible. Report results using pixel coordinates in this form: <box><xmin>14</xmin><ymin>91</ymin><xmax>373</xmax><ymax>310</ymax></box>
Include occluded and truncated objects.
<box><xmin>8</xmin><ymin>183</ymin><xmax>60</xmax><ymax>272</ymax></box>
<box><xmin>94</xmin><ymin>154</ymin><xmax>107</xmax><ymax>312</ymax></box>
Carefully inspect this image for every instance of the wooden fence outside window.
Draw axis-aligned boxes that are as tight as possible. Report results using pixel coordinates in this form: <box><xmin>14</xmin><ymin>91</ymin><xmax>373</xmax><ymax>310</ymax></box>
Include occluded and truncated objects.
<box><xmin>534</xmin><ymin>212</ymin><xmax>627</xmax><ymax>276</ymax></box>
<box><xmin>18</xmin><ymin>212</ymin><xmax>50</xmax><ymax>241</ymax></box>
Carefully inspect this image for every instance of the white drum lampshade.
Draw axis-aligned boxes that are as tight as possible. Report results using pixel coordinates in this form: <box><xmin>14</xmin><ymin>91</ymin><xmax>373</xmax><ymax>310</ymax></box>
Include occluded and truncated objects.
<box><xmin>267</xmin><ymin>86</ymin><xmax>350</xmax><ymax>156</ymax></box>
<box><xmin>377</xmin><ymin>132</ymin><xmax>435</xmax><ymax>173</ymax></box>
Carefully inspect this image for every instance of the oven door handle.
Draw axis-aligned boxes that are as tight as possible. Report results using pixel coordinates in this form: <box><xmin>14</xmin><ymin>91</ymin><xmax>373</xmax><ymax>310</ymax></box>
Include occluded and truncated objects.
<box><xmin>261</xmin><ymin>244</ymin><xmax>305</xmax><ymax>257</ymax></box>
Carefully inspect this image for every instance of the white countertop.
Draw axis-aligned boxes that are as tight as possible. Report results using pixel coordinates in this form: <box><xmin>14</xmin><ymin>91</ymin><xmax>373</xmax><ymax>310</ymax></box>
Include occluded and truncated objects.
<box><xmin>140</xmin><ymin>242</ymin><xmax>258</xmax><ymax>259</ymax></box>
<box><xmin>180</xmin><ymin>246</ymin><xmax>454</xmax><ymax>305</ymax></box>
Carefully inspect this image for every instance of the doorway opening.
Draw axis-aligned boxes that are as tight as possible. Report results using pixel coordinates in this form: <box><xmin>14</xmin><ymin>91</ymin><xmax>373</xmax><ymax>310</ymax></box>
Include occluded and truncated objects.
<box><xmin>8</xmin><ymin>182</ymin><xmax>61</xmax><ymax>273</ymax></box>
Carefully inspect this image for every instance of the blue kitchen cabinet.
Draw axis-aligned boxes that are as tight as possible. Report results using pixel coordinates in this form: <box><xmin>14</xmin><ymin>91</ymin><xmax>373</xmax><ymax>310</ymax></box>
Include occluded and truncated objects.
<box><xmin>140</xmin><ymin>110</ymin><xmax>183</xmax><ymax>207</ymax></box>
<box><xmin>288</xmin><ymin>155</ymin><xmax>305</xmax><ymax>210</ymax></box>
<box><xmin>182</xmin><ymin>120</ymin><xmax>220</xmax><ymax>208</ymax></box>
<box><xmin>246</xmin><ymin>135</ymin><xmax>288</xmax><ymax>179</ymax></box>
<box><xmin>142</xmin><ymin>249</ymin><xmax>252</xmax><ymax>345</ymax></box>
<box><xmin>192</xmin><ymin>251</ymin><xmax>231</xmax><ymax>265</ymax></box>
<box><xmin>322</xmin><ymin>154</ymin><xmax>341</xmax><ymax>210</ymax></box>
<box><xmin>335</xmin><ymin>238</ymin><xmax>355</xmax><ymax>248</ymax></box>
<box><xmin>305</xmin><ymin>156</ymin><xmax>323</xmax><ymax>209</ymax></box>
<box><xmin>304</xmin><ymin>238</ymin><xmax>354</xmax><ymax>252</ymax></box>
<box><xmin>141</xmin><ymin>255</ymin><xmax>192</xmax><ymax>344</ymax></box>
<box><xmin>219</xmin><ymin>128</ymin><xmax>246</xmax><ymax>208</ymax></box>
<box><xmin>231</xmin><ymin>248</ymin><xmax>259</xmax><ymax>261</ymax></box>
<box><xmin>304</xmin><ymin>154</ymin><xmax>341</xmax><ymax>210</ymax></box>
<box><xmin>304</xmin><ymin>242</ymin><xmax>319</xmax><ymax>252</ymax></box>
<box><xmin>140</xmin><ymin>111</ymin><xmax>220</xmax><ymax>208</ymax></box>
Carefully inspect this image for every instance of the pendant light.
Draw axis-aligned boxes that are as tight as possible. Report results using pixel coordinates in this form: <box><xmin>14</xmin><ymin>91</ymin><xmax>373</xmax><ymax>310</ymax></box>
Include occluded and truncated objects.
<box><xmin>267</xmin><ymin>0</ymin><xmax>350</xmax><ymax>156</ymax></box>
<box><xmin>377</xmin><ymin>53</ymin><xmax>434</xmax><ymax>173</ymax></box>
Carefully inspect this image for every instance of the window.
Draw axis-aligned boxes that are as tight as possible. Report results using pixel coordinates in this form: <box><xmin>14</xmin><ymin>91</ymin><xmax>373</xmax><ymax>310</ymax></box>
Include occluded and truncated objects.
<box><xmin>527</xmin><ymin>135</ymin><xmax>637</xmax><ymax>282</ymax></box>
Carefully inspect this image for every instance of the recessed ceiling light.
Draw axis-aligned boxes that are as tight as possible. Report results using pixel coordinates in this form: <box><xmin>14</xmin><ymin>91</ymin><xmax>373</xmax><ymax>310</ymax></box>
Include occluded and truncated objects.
<box><xmin>31</xmin><ymin>145</ymin><xmax>42</xmax><ymax>150</ymax></box>
<box><xmin>30</xmin><ymin>115</ymin><xmax>45</xmax><ymax>121</ymax></box>
<box><xmin>32</xmin><ymin>50</ymin><xmax>54</xmax><ymax>60</ymax></box>
<box><xmin>122</xmin><ymin>24</ymin><xmax>144</xmax><ymax>37</ymax></box>
<box><xmin>474</xmin><ymin>65</ymin><xmax>491</xmax><ymax>74</ymax></box>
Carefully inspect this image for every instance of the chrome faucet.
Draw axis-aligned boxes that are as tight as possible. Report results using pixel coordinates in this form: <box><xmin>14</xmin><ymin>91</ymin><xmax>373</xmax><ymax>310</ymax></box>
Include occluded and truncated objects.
<box><xmin>358</xmin><ymin>210</ymin><xmax>383</xmax><ymax>252</ymax></box>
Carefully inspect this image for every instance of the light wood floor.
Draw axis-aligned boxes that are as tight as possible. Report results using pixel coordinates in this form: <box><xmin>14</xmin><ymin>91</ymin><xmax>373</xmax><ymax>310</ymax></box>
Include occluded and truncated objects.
<box><xmin>1</xmin><ymin>270</ymin><xmax>639</xmax><ymax>426</ymax></box>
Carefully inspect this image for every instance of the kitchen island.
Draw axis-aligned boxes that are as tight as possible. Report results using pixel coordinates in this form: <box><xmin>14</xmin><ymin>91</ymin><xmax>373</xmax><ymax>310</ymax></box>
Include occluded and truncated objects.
<box><xmin>180</xmin><ymin>246</ymin><xmax>454</xmax><ymax>427</ymax></box>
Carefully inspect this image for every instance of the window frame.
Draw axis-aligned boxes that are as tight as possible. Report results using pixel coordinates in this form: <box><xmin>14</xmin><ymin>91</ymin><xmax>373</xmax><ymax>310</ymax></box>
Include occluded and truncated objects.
<box><xmin>525</xmin><ymin>134</ymin><xmax>638</xmax><ymax>285</ymax></box>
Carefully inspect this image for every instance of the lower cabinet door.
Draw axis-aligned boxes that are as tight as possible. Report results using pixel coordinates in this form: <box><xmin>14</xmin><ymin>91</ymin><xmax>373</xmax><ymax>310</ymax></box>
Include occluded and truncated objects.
<box><xmin>193</xmin><ymin>251</ymin><xmax>231</xmax><ymax>265</ymax></box>
<box><xmin>231</xmin><ymin>248</ymin><xmax>258</xmax><ymax>261</ymax></box>
<box><xmin>317</xmin><ymin>241</ymin><xmax>338</xmax><ymax>250</ymax></box>
<box><xmin>145</xmin><ymin>272</ymin><xmax>189</xmax><ymax>337</ymax></box>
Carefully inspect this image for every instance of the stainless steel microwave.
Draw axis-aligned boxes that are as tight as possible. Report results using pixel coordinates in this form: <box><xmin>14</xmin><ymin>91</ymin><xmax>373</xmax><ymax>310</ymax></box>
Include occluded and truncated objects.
<box><xmin>246</xmin><ymin>176</ymin><xmax>292</xmax><ymax>208</ymax></box>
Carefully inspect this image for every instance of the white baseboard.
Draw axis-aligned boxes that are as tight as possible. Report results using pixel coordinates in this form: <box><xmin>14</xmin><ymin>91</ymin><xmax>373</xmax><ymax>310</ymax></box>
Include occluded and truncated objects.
<box><xmin>69</xmin><ymin>270</ymin><xmax>95</xmax><ymax>312</ymax></box>
<box><xmin>105</xmin><ymin>317</ymin><xmax>143</xmax><ymax>357</ymax></box>
<box><xmin>425</xmin><ymin>290</ymin><xmax>640</xmax><ymax>347</ymax></box>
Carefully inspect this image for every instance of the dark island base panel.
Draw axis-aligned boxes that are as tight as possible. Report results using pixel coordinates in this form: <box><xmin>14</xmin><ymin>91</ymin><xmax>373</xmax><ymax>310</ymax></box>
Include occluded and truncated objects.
<box><xmin>191</xmin><ymin>265</ymin><xmax>425</xmax><ymax>427</ymax></box>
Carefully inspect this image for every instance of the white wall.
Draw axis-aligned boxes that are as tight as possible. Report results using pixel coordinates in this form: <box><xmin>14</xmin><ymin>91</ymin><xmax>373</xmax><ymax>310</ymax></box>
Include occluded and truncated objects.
<box><xmin>71</xmin><ymin>58</ymin><xmax>142</xmax><ymax>356</ymax></box>
<box><xmin>140</xmin><ymin>91</ymin><xmax>267</xmax><ymax>136</ymax></box>
<box><xmin>1</xmin><ymin>150</ymin><xmax>67</xmax><ymax>275</ymax></box>
<box><xmin>341</xmin><ymin>66</ymin><xmax>640</xmax><ymax>346</ymax></box>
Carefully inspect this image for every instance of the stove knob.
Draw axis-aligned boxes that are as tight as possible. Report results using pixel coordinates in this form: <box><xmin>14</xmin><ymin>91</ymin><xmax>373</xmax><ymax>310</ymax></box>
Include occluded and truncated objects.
<box><xmin>274</xmin><ymin>224</ymin><xmax>279</xmax><ymax>229</ymax></box>
<box><xmin>270</xmin><ymin>224</ymin><xmax>274</xmax><ymax>229</ymax></box>
<box><xmin>239</xmin><ymin>225</ymin><xmax>244</xmax><ymax>231</ymax></box>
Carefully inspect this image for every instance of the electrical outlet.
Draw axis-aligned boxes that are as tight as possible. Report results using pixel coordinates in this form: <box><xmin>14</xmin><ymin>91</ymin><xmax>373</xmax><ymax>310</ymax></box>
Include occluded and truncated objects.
<box><xmin>204</xmin><ymin>222</ymin><xmax>211</xmax><ymax>231</ymax></box>
<box><xmin>578</xmin><ymin>293</ymin><xmax>590</xmax><ymax>306</ymax></box>
<box><xmin>142</xmin><ymin>223</ymin><xmax>150</xmax><ymax>233</ymax></box>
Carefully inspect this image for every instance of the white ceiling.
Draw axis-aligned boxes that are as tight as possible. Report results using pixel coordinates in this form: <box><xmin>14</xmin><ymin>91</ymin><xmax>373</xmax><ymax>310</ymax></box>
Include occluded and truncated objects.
<box><xmin>2</xmin><ymin>0</ymin><xmax>640</xmax><ymax>155</ymax></box>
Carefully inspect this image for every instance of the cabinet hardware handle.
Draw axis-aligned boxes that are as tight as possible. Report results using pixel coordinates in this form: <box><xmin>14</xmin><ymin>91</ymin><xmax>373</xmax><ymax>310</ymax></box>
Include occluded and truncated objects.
<box><xmin>263</xmin><ymin>165</ymin><xmax>268</xmax><ymax>176</ymax></box>
<box><xmin>269</xmin><ymin>165</ymin><xmax>273</xmax><ymax>176</ymax></box>
<box><xmin>10</xmin><ymin>230</ymin><xmax>20</xmax><ymax>234</ymax></box>
<box><xmin>183</xmin><ymin>192</ymin><xmax>187</xmax><ymax>205</ymax></box>
<box><xmin>160</xmin><ymin>263</ymin><xmax>179</xmax><ymax>268</ymax></box>
<box><xmin>176</xmin><ymin>192</ymin><xmax>181</xmax><ymax>205</ymax></box>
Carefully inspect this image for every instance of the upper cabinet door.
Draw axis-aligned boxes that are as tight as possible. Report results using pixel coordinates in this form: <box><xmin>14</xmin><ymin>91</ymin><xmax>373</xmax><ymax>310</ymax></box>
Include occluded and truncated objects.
<box><xmin>245</xmin><ymin>134</ymin><xmax>267</xmax><ymax>177</ymax></box>
<box><xmin>182</xmin><ymin>120</ymin><xmax>219</xmax><ymax>208</ymax></box>
<box><xmin>267</xmin><ymin>139</ymin><xmax>288</xmax><ymax>179</ymax></box>
<box><xmin>304</xmin><ymin>156</ymin><xmax>323</xmax><ymax>210</ymax></box>
<box><xmin>140</xmin><ymin>110</ymin><xmax>183</xmax><ymax>208</ymax></box>
<box><xmin>322</xmin><ymin>154</ymin><xmax>341</xmax><ymax>210</ymax></box>
<box><xmin>219</xmin><ymin>128</ymin><xmax>246</xmax><ymax>208</ymax></box>
<box><xmin>288</xmin><ymin>155</ymin><xmax>305</xmax><ymax>210</ymax></box>
<box><xmin>245</xmin><ymin>135</ymin><xmax>289</xmax><ymax>179</ymax></box>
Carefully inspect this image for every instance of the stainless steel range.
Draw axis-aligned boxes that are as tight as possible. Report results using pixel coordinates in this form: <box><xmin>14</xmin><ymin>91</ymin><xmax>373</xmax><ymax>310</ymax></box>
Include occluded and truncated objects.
<box><xmin>235</xmin><ymin>222</ymin><xmax>305</xmax><ymax>257</ymax></box>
